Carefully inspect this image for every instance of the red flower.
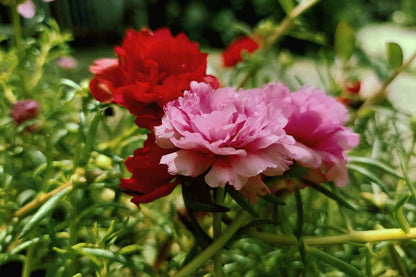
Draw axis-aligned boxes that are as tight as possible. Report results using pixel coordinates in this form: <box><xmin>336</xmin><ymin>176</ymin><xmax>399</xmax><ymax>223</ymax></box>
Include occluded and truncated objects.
<box><xmin>119</xmin><ymin>134</ymin><xmax>179</xmax><ymax>205</ymax></box>
<box><xmin>336</xmin><ymin>96</ymin><xmax>350</xmax><ymax>106</ymax></box>
<box><xmin>222</xmin><ymin>36</ymin><xmax>259</xmax><ymax>67</ymax></box>
<box><xmin>345</xmin><ymin>80</ymin><xmax>361</xmax><ymax>94</ymax></box>
<box><xmin>10</xmin><ymin>100</ymin><xmax>39</xmax><ymax>124</ymax></box>
<box><xmin>89</xmin><ymin>58</ymin><xmax>125</xmax><ymax>103</ymax></box>
<box><xmin>89</xmin><ymin>28</ymin><xmax>217</xmax><ymax>130</ymax></box>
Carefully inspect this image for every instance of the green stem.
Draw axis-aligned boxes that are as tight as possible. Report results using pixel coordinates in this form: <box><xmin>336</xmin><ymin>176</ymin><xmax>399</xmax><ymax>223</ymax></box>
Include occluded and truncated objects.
<box><xmin>176</xmin><ymin>210</ymin><xmax>251</xmax><ymax>277</ymax></box>
<box><xmin>237</xmin><ymin>0</ymin><xmax>320</xmax><ymax>89</ymax></box>
<box><xmin>213</xmin><ymin>187</ymin><xmax>226</xmax><ymax>277</ymax></box>
<box><xmin>68</xmin><ymin>189</ymin><xmax>78</xmax><ymax>275</ymax></box>
<box><xmin>10</xmin><ymin>0</ymin><xmax>28</xmax><ymax>97</ymax></box>
<box><xmin>355</xmin><ymin>50</ymin><xmax>416</xmax><ymax>119</ymax></box>
<box><xmin>248</xmin><ymin>227</ymin><xmax>416</xmax><ymax>246</ymax></box>
<box><xmin>388</xmin><ymin>244</ymin><xmax>409</xmax><ymax>277</ymax></box>
<box><xmin>265</xmin><ymin>0</ymin><xmax>320</xmax><ymax>48</ymax></box>
<box><xmin>22</xmin><ymin>242</ymin><xmax>35</xmax><ymax>277</ymax></box>
<box><xmin>405</xmin><ymin>134</ymin><xmax>415</xmax><ymax>166</ymax></box>
<box><xmin>13</xmin><ymin>182</ymin><xmax>73</xmax><ymax>218</ymax></box>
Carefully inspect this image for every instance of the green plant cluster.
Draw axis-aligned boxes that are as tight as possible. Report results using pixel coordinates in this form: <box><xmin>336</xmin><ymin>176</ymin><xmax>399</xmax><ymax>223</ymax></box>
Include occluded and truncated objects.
<box><xmin>1</xmin><ymin>0</ymin><xmax>416</xmax><ymax>276</ymax></box>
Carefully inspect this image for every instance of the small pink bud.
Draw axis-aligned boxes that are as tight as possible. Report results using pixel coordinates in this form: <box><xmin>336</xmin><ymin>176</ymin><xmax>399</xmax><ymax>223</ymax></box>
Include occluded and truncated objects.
<box><xmin>10</xmin><ymin>100</ymin><xmax>39</xmax><ymax>125</ymax></box>
<box><xmin>57</xmin><ymin>56</ymin><xmax>78</xmax><ymax>70</ymax></box>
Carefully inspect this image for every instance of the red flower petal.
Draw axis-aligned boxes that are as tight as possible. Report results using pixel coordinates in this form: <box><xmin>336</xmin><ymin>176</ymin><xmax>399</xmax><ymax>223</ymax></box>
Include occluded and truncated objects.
<box><xmin>222</xmin><ymin>36</ymin><xmax>259</xmax><ymax>67</ymax></box>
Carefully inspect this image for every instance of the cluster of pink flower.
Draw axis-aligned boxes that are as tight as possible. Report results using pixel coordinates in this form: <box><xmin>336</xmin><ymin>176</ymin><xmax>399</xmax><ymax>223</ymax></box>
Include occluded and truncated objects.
<box><xmin>89</xmin><ymin>28</ymin><xmax>359</xmax><ymax>206</ymax></box>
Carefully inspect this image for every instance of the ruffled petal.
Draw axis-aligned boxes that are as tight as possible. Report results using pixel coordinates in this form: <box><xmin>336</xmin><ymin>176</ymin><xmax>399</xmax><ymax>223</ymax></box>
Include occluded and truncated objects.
<box><xmin>160</xmin><ymin>150</ymin><xmax>213</xmax><ymax>177</ymax></box>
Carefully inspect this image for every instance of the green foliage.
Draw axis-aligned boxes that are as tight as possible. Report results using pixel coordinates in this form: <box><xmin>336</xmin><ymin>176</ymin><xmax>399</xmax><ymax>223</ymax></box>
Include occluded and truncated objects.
<box><xmin>386</xmin><ymin>42</ymin><xmax>404</xmax><ymax>69</ymax></box>
<box><xmin>334</xmin><ymin>22</ymin><xmax>355</xmax><ymax>61</ymax></box>
<box><xmin>1</xmin><ymin>1</ymin><xmax>416</xmax><ymax>276</ymax></box>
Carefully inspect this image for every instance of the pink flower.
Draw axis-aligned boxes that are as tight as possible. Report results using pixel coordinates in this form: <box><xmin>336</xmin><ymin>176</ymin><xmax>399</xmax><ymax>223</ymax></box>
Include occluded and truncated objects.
<box><xmin>10</xmin><ymin>99</ymin><xmax>39</xmax><ymax>124</ymax></box>
<box><xmin>284</xmin><ymin>86</ymin><xmax>360</xmax><ymax>186</ymax></box>
<box><xmin>155</xmin><ymin>82</ymin><xmax>295</xmax><ymax>201</ymax></box>
<box><xmin>17</xmin><ymin>0</ymin><xmax>54</xmax><ymax>19</ymax></box>
<box><xmin>57</xmin><ymin>56</ymin><xmax>78</xmax><ymax>70</ymax></box>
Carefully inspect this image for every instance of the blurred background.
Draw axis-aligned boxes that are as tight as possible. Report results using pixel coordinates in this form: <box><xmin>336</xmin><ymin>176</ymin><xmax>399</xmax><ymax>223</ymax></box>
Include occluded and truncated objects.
<box><xmin>1</xmin><ymin>0</ymin><xmax>415</xmax><ymax>48</ymax></box>
<box><xmin>1</xmin><ymin>0</ymin><xmax>416</xmax><ymax>110</ymax></box>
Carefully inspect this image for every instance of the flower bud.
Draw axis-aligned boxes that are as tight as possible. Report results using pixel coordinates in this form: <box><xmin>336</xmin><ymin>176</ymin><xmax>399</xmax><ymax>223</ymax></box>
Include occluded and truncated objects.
<box><xmin>345</xmin><ymin>80</ymin><xmax>361</xmax><ymax>94</ymax></box>
<box><xmin>57</xmin><ymin>56</ymin><xmax>78</xmax><ymax>70</ymax></box>
<box><xmin>10</xmin><ymin>100</ymin><xmax>39</xmax><ymax>125</ymax></box>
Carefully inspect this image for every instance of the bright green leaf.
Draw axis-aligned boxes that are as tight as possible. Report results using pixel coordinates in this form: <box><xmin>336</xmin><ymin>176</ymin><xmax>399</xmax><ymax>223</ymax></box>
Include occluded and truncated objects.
<box><xmin>334</xmin><ymin>22</ymin><xmax>355</xmax><ymax>61</ymax></box>
<box><xmin>20</xmin><ymin>186</ymin><xmax>72</xmax><ymax>238</ymax></box>
<box><xmin>386</xmin><ymin>42</ymin><xmax>403</xmax><ymax>69</ymax></box>
<box><xmin>278</xmin><ymin>0</ymin><xmax>294</xmax><ymax>14</ymax></box>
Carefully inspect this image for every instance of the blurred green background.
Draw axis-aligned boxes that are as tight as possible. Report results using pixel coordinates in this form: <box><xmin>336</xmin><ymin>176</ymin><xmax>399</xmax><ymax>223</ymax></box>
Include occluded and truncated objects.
<box><xmin>1</xmin><ymin>0</ymin><xmax>416</xmax><ymax>49</ymax></box>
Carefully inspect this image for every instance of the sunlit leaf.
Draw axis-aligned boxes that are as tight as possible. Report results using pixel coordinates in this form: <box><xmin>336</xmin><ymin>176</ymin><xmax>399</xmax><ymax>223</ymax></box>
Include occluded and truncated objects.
<box><xmin>386</xmin><ymin>42</ymin><xmax>403</xmax><ymax>69</ymax></box>
<box><xmin>334</xmin><ymin>22</ymin><xmax>355</xmax><ymax>61</ymax></box>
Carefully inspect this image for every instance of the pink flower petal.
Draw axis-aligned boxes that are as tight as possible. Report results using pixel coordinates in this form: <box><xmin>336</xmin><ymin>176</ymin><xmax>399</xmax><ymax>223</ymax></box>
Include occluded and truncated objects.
<box><xmin>283</xmin><ymin>142</ymin><xmax>321</xmax><ymax>168</ymax></box>
<box><xmin>240</xmin><ymin>175</ymin><xmax>270</xmax><ymax>203</ymax></box>
<box><xmin>230</xmin><ymin>144</ymin><xmax>292</xmax><ymax>177</ymax></box>
<box><xmin>205</xmin><ymin>158</ymin><xmax>248</xmax><ymax>189</ymax></box>
<box><xmin>160</xmin><ymin>150</ymin><xmax>213</xmax><ymax>177</ymax></box>
<box><xmin>17</xmin><ymin>0</ymin><xmax>36</xmax><ymax>18</ymax></box>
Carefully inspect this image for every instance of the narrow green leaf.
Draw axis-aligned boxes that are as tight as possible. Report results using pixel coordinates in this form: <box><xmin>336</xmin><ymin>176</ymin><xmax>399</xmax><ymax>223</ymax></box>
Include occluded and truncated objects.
<box><xmin>181</xmin><ymin>243</ymin><xmax>199</xmax><ymax>268</ymax></box>
<box><xmin>177</xmin><ymin>211</ymin><xmax>212</xmax><ymax>248</ymax></box>
<box><xmin>396</xmin><ymin>148</ymin><xmax>416</xmax><ymax>201</ymax></box>
<box><xmin>231</xmin><ymin>22</ymin><xmax>253</xmax><ymax>37</ymax></box>
<box><xmin>60</xmin><ymin>78</ymin><xmax>81</xmax><ymax>90</ymax></box>
<box><xmin>79</xmin><ymin>111</ymin><xmax>103</xmax><ymax>167</ymax></box>
<box><xmin>76</xmin><ymin>247</ymin><xmax>128</xmax><ymax>265</ymax></box>
<box><xmin>393</xmin><ymin>194</ymin><xmax>411</xmax><ymax>233</ymax></box>
<box><xmin>294</xmin><ymin>186</ymin><xmax>303</xmax><ymax>239</ymax></box>
<box><xmin>20</xmin><ymin>186</ymin><xmax>72</xmax><ymax>238</ymax></box>
<box><xmin>334</xmin><ymin>22</ymin><xmax>355</xmax><ymax>61</ymax></box>
<box><xmin>118</xmin><ymin>245</ymin><xmax>144</xmax><ymax>255</ymax></box>
<box><xmin>364</xmin><ymin>247</ymin><xmax>373</xmax><ymax>277</ymax></box>
<box><xmin>261</xmin><ymin>193</ymin><xmax>286</xmax><ymax>205</ymax></box>
<box><xmin>184</xmin><ymin>197</ymin><xmax>230</xmax><ymax>213</ymax></box>
<box><xmin>0</xmin><ymin>237</ymin><xmax>40</xmax><ymax>265</ymax></box>
<box><xmin>278</xmin><ymin>0</ymin><xmax>294</xmax><ymax>14</ymax></box>
<box><xmin>288</xmin><ymin>165</ymin><xmax>309</xmax><ymax>178</ymax></box>
<box><xmin>288</xmin><ymin>30</ymin><xmax>327</xmax><ymax>45</ymax></box>
<box><xmin>347</xmin><ymin>164</ymin><xmax>389</xmax><ymax>194</ymax></box>
<box><xmin>303</xmin><ymin>180</ymin><xmax>357</xmax><ymax>211</ymax></box>
<box><xmin>226</xmin><ymin>185</ymin><xmax>259</xmax><ymax>217</ymax></box>
<box><xmin>386</xmin><ymin>42</ymin><xmax>403</xmax><ymax>69</ymax></box>
<box><xmin>307</xmin><ymin>246</ymin><xmax>366</xmax><ymax>277</ymax></box>
<box><xmin>349</xmin><ymin>156</ymin><xmax>402</xmax><ymax>179</ymax></box>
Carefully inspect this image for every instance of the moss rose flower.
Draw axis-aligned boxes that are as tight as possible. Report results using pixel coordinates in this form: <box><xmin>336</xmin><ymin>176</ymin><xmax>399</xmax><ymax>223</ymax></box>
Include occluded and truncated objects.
<box><xmin>222</xmin><ymin>36</ymin><xmax>259</xmax><ymax>67</ymax></box>
<box><xmin>119</xmin><ymin>134</ymin><xmax>179</xmax><ymax>205</ymax></box>
<box><xmin>284</xmin><ymin>86</ymin><xmax>360</xmax><ymax>186</ymax></box>
<box><xmin>89</xmin><ymin>28</ymin><xmax>218</xmax><ymax>129</ymax></box>
<box><xmin>155</xmin><ymin>82</ymin><xmax>295</xmax><ymax>201</ymax></box>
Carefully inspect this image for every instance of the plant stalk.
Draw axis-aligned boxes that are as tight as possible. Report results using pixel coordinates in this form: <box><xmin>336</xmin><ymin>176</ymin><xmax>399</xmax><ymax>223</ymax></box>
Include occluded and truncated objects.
<box><xmin>22</xmin><ymin>242</ymin><xmax>35</xmax><ymax>277</ymax></box>
<box><xmin>248</xmin><ymin>227</ymin><xmax>416</xmax><ymax>246</ymax></box>
<box><xmin>213</xmin><ymin>187</ymin><xmax>226</xmax><ymax>277</ymax></box>
<box><xmin>14</xmin><ymin>182</ymin><xmax>73</xmax><ymax>218</ymax></box>
<box><xmin>355</xmin><ymin>50</ymin><xmax>416</xmax><ymax>118</ymax></box>
<box><xmin>265</xmin><ymin>0</ymin><xmax>320</xmax><ymax>48</ymax></box>
<box><xmin>176</xmin><ymin>210</ymin><xmax>251</xmax><ymax>277</ymax></box>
